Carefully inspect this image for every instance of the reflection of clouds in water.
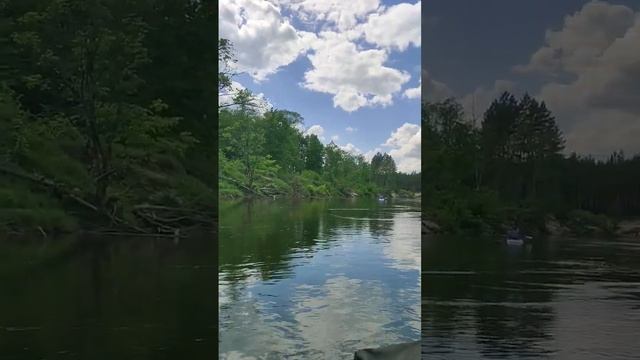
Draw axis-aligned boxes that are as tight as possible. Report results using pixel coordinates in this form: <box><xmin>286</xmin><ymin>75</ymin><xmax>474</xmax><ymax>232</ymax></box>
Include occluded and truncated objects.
<box><xmin>219</xmin><ymin>271</ymin><xmax>262</xmax><ymax>308</ymax></box>
<box><xmin>219</xmin><ymin>351</ymin><xmax>257</xmax><ymax>360</ymax></box>
<box><xmin>219</xmin><ymin>275</ymin><xmax>418</xmax><ymax>359</ymax></box>
<box><xmin>291</xmin><ymin>276</ymin><xmax>407</xmax><ymax>359</ymax></box>
<box><xmin>381</xmin><ymin>213</ymin><xmax>421</xmax><ymax>272</ymax></box>
<box><xmin>219</xmin><ymin>204</ymin><xmax>421</xmax><ymax>359</ymax></box>
<box><xmin>219</xmin><ymin>279</ymin><xmax>300</xmax><ymax>359</ymax></box>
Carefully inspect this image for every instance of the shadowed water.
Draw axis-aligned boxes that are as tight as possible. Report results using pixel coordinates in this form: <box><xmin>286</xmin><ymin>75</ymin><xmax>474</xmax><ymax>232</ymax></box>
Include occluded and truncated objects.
<box><xmin>0</xmin><ymin>234</ymin><xmax>215</xmax><ymax>360</ymax></box>
<box><xmin>219</xmin><ymin>199</ymin><xmax>420</xmax><ymax>359</ymax></box>
<box><xmin>423</xmin><ymin>235</ymin><xmax>640</xmax><ymax>359</ymax></box>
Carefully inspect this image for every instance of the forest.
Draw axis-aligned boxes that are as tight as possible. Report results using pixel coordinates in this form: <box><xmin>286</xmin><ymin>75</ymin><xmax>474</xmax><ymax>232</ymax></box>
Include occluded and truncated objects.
<box><xmin>0</xmin><ymin>0</ymin><xmax>217</xmax><ymax>235</ymax></box>
<box><xmin>218</xmin><ymin>39</ymin><xmax>420</xmax><ymax>200</ymax></box>
<box><xmin>0</xmin><ymin>0</ymin><xmax>419</xmax><ymax>235</ymax></box>
<box><xmin>423</xmin><ymin>93</ymin><xmax>640</xmax><ymax>237</ymax></box>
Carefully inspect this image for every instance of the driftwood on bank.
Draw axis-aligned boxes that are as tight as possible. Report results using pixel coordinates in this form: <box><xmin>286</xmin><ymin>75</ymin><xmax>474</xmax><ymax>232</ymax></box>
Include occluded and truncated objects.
<box><xmin>132</xmin><ymin>204</ymin><xmax>215</xmax><ymax>234</ymax></box>
<box><xmin>0</xmin><ymin>164</ymin><xmax>148</xmax><ymax>233</ymax></box>
<box><xmin>0</xmin><ymin>164</ymin><xmax>215</xmax><ymax>235</ymax></box>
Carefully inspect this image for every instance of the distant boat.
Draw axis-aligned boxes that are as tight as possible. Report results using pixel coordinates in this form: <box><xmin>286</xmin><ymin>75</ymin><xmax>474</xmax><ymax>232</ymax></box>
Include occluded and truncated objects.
<box><xmin>505</xmin><ymin>228</ymin><xmax>531</xmax><ymax>246</ymax></box>
<box><xmin>506</xmin><ymin>238</ymin><xmax>524</xmax><ymax>246</ymax></box>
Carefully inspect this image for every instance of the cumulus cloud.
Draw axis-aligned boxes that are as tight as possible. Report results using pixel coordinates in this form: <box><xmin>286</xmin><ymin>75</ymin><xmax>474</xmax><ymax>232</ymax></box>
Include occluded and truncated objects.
<box><xmin>339</xmin><ymin>143</ymin><xmax>362</xmax><ymax>155</ymax></box>
<box><xmin>331</xmin><ymin>134</ymin><xmax>340</xmax><ymax>141</ymax></box>
<box><xmin>403</xmin><ymin>80</ymin><xmax>421</xmax><ymax>99</ymax></box>
<box><xmin>364</xmin><ymin>147</ymin><xmax>383</xmax><ymax>162</ymax></box>
<box><xmin>219</xmin><ymin>0</ymin><xmax>316</xmax><ymax>81</ymax></box>
<box><xmin>520</xmin><ymin>2</ymin><xmax>640</xmax><ymax>155</ymax></box>
<box><xmin>305</xmin><ymin>124</ymin><xmax>325</xmax><ymax>140</ymax></box>
<box><xmin>280</xmin><ymin>0</ymin><xmax>381</xmax><ymax>31</ymax></box>
<box><xmin>345</xmin><ymin>126</ymin><xmax>357</xmax><ymax>133</ymax></box>
<box><xmin>303</xmin><ymin>31</ymin><xmax>411</xmax><ymax>112</ymax></box>
<box><xmin>383</xmin><ymin>123</ymin><xmax>421</xmax><ymax>173</ymax></box>
<box><xmin>514</xmin><ymin>1</ymin><xmax>635</xmax><ymax>76</ymax></box>
<box><xmin>440</xmin><ymin>2</ymin><xmax>640</xmax><ymax>155</ymax></box>
<box><xmin>359</xmin><ymin>1</ymin><xmax>421</xmax><ymax>51</ymax></box>
<box><xmin>422</xmin><ymin>70</ymin><xmax>454</xmax><ymax>102</ymax></box>
<box><xmin>221</xmin><ymin>0</ymin><xmax>419</xmax><ymax>112</ymax></box>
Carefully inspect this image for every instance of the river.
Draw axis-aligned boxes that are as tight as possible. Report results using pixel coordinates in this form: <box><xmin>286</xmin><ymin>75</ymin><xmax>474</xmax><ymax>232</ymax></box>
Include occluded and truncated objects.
<box><xmin>423</xmin><ymin>235</ymin><xmax>640</xmax><ymax>359</ymax></box>
<box><xmin>218</xmin><ymin>199</ymin><xmax>421</xmax><ymax>359</ymax></box>
<box><xmin>0</xmin><ymin>234</ymin><xmax>215</xmax><ymax>359</ymax></box>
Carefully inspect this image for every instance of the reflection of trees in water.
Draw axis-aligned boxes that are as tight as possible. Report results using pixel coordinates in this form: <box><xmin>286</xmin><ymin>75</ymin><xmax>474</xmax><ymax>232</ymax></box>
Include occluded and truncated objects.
<box><xmin>219</xmin><ymin>200</ymin><xmax>404</xmax><ymax>283</ymax></box>
<box><xmin>1</xmin><ymin>235</ymin><xmax>216</xmax><ymax>358</ymax></box>
<box><xmin>219</xmin><ymin>200</ymin><xmax>330</xmax><ymax>283</ymax></box>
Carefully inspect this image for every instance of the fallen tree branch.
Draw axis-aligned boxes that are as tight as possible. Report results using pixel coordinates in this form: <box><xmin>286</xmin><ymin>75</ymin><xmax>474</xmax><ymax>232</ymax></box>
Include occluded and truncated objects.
<box><xmin>0</xmin><ymin>164</ymin><xmax>148</xmax><ymax>233</ymax></box>
<box><xmin>220</xmin><ymin>175</ymin><xmax>261</xmax><ymax>195</ymax></box>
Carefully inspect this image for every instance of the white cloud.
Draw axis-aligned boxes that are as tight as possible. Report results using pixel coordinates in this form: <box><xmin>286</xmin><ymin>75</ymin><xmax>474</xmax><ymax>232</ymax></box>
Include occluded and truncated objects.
<box><xmin>403</xmin><ymin>80</ymin><xmax>421</xmax><ymax>99</ymax></box>
<box><xmin>363</xmin><ymin>148</ymin><xmax>382</xmax><ymax>162</ymax></box>
<box><xmin>303</xmin><ymin>31</ymin><xmax>411</xmax><ymax>112</ymax></box>
<box><xmin>359</xmin><ymin>1</ymin><xmax>421</xmax><ymax>51</ymax></box>
<box><xmin>339</xmin><ymin>142</ymin><xmax>362</xmax><ymax>155</ymax></box>
<box><xmin>514</xmin><ymin>1</ymin><xmax>635</xmax><ymax>75</ymax></box>
<box><xmin>383</xmin><ymin>123</ymin><xmax>421</xmax><ymax>173</ymax></box>
<box><xmin>305</xmin><ymin>124</ymin><xmax>325</xmax><ymax>140</ymax></box>
<box><xmin>331</xmin><ymin>134</ymin><xmax>340</xmax><ymax>141</ymax></box>
<box><xmin>345</xmin><ymin>126</ymin><xmax>357</xmax><ymax>133</ymax></box>
<box><xmin>219</xmin><ymin>0</ymin><xmax>316</xmax><ymax>81</ymax></box>
<box><xmin>515</xmin><ymin>2</ymin><xmax>640</xmax><ymax>155</ymax></box>
<box><xmin>280</xmin><ymin>0</ymin><xmax>381</xmax><ymax>31</ymax></box>
<box><xmin>291</xmin><ymin>277</ymin><xmax>405</xmax><ymax>358</ymax></box>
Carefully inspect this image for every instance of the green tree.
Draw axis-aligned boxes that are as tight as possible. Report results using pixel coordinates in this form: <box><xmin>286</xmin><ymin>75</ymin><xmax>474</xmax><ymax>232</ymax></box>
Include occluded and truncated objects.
<box><xmin>304</xmin><ymin>134</ymin><xmax>324</xmax><ymax>173</ymax></box>
<box><xmin>262</xmin><ymin>110</ymin><xmax>304</xmax><ymax>173</ymax></box>
<box><xmin>220</xmin><ymin>110</ymin><xmax>265</xmax><ymax>190</ymax></box>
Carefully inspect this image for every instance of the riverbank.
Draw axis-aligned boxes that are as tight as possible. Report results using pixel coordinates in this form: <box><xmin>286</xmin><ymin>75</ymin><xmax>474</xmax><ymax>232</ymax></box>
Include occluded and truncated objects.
<box><xmin>422</xmin><ymin>208</ymin><xmax>640</xmax><ymax>239</ymax></box>
<box><xmin>0</xmin><ymin>171</ymin><xmax>216</xmax><ymax>237</ymax></box>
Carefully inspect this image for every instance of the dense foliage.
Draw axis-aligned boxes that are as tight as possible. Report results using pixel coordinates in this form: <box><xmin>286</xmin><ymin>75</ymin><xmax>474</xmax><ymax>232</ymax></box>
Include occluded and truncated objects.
<box><xmin>0</xmin><ymin>0</ymin><xmax>216</xmax><ymax>234</ymax></box>
<box><xmin>423</xmin><ymin>93</ymin><xmax>640</xmax><ymax>236</ymax></box>
<box><xmin>218</xmin><ymin>41</ymin><xmax>420</xmax><ymax>199</ymax></box>
<box><xmin>219</xmin><ymin>108</ymin><xmax>420</xmax><ymax>199</ymax></box>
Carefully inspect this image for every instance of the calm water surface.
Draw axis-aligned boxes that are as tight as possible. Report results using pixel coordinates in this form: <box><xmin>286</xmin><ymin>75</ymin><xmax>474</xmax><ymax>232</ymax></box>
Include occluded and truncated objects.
<box><xmin>0</xmin><ymin>234</ymin><xmax>215</xmax><ymax>359</ymax></box>
<box><xmin>423</xmin><ymin>235</ymin><xmax>640</xmax><ymax>359</ymax></box>
<box><xmin>219</xmin><ymin>199</ymin><xmax>421</xmax><ymax>359</ymax></box>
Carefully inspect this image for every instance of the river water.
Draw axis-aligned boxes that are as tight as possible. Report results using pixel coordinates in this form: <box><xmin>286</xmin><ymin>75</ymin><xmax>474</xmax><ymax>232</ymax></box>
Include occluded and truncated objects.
<box><xmin>218</xmin><ymin>199</ymin><xmax>421</xmax><ymax>359</ymax></box>
<box><xmin>0</xmin><ymin>234</ymin><xmax>215</xmax><ymax>359</ymax></box>
<box><xmin>423</xmin><ymin>235</ymin><xmax>640</xmax><ymax>359</ymax></box>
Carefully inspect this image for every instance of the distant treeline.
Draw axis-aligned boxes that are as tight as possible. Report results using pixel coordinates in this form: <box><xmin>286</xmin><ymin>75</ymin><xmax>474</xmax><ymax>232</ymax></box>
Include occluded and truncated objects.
<box><xmin>423</xmin><ymin>92</ymin><xmax>640</xmax><ymax>235</ymax></box>
<box><xmin>0</xmin><ymin>0</ymin><xmax>216</xmax><ymax>234</ymax></box>
<box><xmin>219</xmin><ymin>40</ymin><xmax>420</xmax><ymax>199</ymax></box>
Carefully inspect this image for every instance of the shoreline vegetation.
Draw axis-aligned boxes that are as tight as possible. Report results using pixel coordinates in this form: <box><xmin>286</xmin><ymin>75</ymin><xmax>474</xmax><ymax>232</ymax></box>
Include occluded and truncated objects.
<box><xmin>1</xmin><ymin>1</ymin><xmax>217</xmax><ymax>236</ymax></box>
<box><xmin>218</xmin><ymin>38</ymin><xmax>420</xmax><ymax>202</ymax></box>
<box><xmin>421</xmin><ymin>95</ymin><xmax>640</xmax><ymax>239</ymax></box>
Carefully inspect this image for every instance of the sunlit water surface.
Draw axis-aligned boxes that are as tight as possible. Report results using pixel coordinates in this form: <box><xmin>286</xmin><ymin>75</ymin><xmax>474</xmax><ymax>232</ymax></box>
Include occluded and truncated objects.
<box><xmin>219</xmin><ymin>199</ymin><xmax>421</xmax><ymax>359</ymax></box>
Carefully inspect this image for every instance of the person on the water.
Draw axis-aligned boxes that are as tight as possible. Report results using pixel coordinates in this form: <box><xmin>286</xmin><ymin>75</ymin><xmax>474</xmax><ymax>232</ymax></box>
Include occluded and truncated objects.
<box><xmin>507</xmin><ymin>223</ymin><xmax>522</xmax><ymax>239</ymax></box>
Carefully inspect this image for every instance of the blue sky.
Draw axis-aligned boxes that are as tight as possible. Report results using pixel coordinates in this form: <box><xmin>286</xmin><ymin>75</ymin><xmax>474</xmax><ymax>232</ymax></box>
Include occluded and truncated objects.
<box><xmin>423</xmin><ymin>0</ymin><xmax>640</xmax><ymax>157</ymax></box>
<box><xmin>219</xmin><ymin>0</ymin><xmax>421</xmax><ymax>173</ymax></box>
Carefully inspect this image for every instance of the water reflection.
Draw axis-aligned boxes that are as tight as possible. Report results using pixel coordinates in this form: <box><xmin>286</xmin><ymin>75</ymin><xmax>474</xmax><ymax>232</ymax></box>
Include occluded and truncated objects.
<box><xmin>0</xmin><ymin>234</ymin><xmax>215</xmax><ymax>359</ymax></box>
<box><xmin>423</xmin><ymin>235</ymin><xmax>640</xmax><ymax>359</ymax></box>
<box><xmin>219</xmin><ymin>199</ymin><xmax>420</xmax><ymax>359</ymax></box>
